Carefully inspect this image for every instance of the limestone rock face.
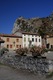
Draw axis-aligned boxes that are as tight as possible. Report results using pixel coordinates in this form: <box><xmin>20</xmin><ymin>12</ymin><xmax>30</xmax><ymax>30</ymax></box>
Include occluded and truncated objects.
<box><xmin>12</xmin><ymin>17</ymin><xmax>42</xmax><ymax>34</ymax></box>
<box><xmin>12</xmin><ymin>13</ymin><xmax>53</xmax><ymax>35</ymax></box>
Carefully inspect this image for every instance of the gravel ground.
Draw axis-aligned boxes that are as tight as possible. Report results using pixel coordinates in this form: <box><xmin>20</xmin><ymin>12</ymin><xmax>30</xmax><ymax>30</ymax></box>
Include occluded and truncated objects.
<box><xmin>0</xmin><ymin>65</ymin><xmax>53</xmax><ymax>80</ymax></box>
<box><xmin>0</xmin><ymin>50</ymin><xmax>53</xmax><ymax>80</ymax></box>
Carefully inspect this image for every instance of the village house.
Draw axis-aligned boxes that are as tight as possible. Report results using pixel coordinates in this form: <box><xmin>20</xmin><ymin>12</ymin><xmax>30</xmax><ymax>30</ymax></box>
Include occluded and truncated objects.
<box><xmin>46</xmin><ymin>35</ymin><xmax>53</xmax><ymax>48</ymax></box>
<box><xmin>1</xmin><ymin>32</ymin><xmax>53</xmax><ymax>50</ymax></box>
<box><xmin>0</xmin><ymin>32</ymin><xmax>47</xmax><ymax>50</ymax></box>
<box><xmin>22</xmin><ymin>32</ymin><xmax>42</xmax><ymax>47</ymax></box>
<box><xmin>0</xmin><ymin>34</ymin><xmax>22</xmax><ymax>50</ymax></box>
<box><xmin>0</xmin><ymin>38</ymin><xmax>5</xmax><ymax>48</ymax></box>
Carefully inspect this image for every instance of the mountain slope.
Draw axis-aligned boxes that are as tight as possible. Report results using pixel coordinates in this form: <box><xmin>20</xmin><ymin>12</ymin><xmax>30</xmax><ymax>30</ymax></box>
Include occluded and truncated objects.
<box><xmin>12</xmin><ymin>13</ymin><xmax>53</xmax><ymax>35</ymax></box>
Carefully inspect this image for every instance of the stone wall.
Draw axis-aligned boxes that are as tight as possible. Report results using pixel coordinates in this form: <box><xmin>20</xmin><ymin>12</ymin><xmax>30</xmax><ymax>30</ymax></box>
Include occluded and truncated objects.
<box><xmin>0</xmin><ymin>54</ymin><xmax>53</xmax><ymax>74</ymax></box>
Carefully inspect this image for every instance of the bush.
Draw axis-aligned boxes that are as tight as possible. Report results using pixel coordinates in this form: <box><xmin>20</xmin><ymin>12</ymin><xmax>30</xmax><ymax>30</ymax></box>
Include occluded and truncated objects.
<box><xmin>2</xmin><ymin>47</ymin><xmax>9</xmax><ymax>51</ymax></box>
<box><xmin>16</xmin><ymin>46</ymin><xmax>47</xmax><ymax>57</ymax></box>
<box><xmin>44</xmin><ymin>48</ymin><xmax>53</xmax><ymax>52</ymax></box>
<box><xmin>16</xmin><ymin>47</ymin><xmax>28</xmax><ymax>56</ymax></box>
<box><xmin>30</xmin><ymin>46</ymin><xmax>46</xmax><ymax>57</ymax></box>
<box><xmin>0</xmin><ymin>48</ymin><xmax>9</xmax><ymax>56</ymax></box>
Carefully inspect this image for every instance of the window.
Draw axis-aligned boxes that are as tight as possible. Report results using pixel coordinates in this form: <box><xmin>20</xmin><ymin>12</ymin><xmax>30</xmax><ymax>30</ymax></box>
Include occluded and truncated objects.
<box><xmin>10</xmin><ymin>44</ymin><xmax>12</xmax><ymax>48</ymax></box>
<box><xmin>16</xmin><ymin>39</ymin><xmax>19</xmax><ymax>42</ymax></box>
<box><xmin>24</xmin><ymin>37</ymin><xmax>26</xmax><ymax>42</ymax></box>
<box><xmin>20</xmin><ymin>45</ymin><xmax>21</xmax><ymax>48</ymax></box>
<box><xmin>35</xmin><ymin>38</ymin><xmax>37</xmax><ymax>42</ymax></box>
<box><xmin>7</xmin><ymin>38</ymin><xmax>9</xmax><ymax>42</ymax></box>
<box><xmin>7</xmin><ymin>44</ymin><xmax>9</xmax><ymax>48</ymax></box>
<box><xmin>32</xmin><ymin>38</ymin><xmax>34</xmax><ymax>42</ymax></box>
<box><xmin>39</xmin><ymin>39</ymin><xmax>40</xmax><ymax>42</ymax></box>
<box><xmin>16</xmin><ymin>45</ymin><xmax>18</xmax><ymax>48</ymax></box>
<box><xmin>51</xmin><ymin>45</ymin><xmax>53</xmax><ymax>48</ymax></box>
<box><xmin>16</xmin><ymin>45</ymin><xmax>21</xmax><ymax>48</ymax></box>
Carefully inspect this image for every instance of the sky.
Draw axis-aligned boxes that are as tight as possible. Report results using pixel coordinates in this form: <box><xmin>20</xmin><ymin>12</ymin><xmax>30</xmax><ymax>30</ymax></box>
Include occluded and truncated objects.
<box><xmin>0</xmin><ymin>0</ymin><xmax>53</xmax><ymax>34</ymax></box>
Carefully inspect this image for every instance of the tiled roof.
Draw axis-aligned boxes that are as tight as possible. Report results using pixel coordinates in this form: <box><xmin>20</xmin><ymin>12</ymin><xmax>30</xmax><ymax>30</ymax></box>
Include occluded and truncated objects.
<box><xmin>0</xmin><ymin>34</ymin><xmax>22</xmax><ymax>38</ymax></box>
<box><xmin>46</xmin><ymin>34</ymin><xmax>53</xmax><ymax>38</ymax></box>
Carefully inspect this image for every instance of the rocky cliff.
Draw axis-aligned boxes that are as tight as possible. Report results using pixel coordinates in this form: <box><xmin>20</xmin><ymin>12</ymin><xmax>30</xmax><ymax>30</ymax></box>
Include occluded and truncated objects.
<box><xmin>12</xmin><ymin>13</ymin><xmax>53</xmax><ymax>35</ymax></box>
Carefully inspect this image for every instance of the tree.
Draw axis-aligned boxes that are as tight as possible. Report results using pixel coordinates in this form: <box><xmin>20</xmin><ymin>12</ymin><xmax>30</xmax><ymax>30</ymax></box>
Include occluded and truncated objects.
<box><xmin>29</xmin><ymin>40</ymin><xmax>32</xmax><ymax>48</ymax></box>
<box><xmin>38</xmin><ymin>24</ymin><xmax>47</xmax><ymax>48</ymax></box>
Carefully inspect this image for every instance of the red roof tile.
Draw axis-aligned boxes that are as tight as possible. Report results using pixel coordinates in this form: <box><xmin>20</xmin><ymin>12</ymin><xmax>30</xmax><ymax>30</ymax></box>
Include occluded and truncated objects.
<box><xmin>0</xmin><ymin>34</ymin><xmax>22</xmax><ymax>38</ymax></box>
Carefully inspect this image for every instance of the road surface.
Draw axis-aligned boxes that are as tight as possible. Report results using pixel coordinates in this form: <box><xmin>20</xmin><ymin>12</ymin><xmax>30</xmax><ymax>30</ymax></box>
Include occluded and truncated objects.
<box><xmin>0</xmin><ymin>65</ymin><xmax>53</xmax><ymax>80</ymax></box>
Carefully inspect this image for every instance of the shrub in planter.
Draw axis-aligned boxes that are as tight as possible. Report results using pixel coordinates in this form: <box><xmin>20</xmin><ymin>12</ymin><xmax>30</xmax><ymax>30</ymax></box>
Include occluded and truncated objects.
<box><xmin>30</xmin><ymin>46</ymin><xmax>46</xmax><ymax>57</ymax></box>
<box><xmin>16</xmin><ymin>47</ymin><xmax>28</xmax><ymax>56</ymax></box>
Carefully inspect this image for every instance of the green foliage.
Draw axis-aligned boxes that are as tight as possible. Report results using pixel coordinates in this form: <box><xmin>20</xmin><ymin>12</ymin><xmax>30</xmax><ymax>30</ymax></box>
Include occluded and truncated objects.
<box><xmin>43</xmin><ymin>48</ymin><xmax>48</xmax><ymax>52</ymax></box>
<box><xmin>46</xmin><ymin>72</ymin><xmax>53</xmax><ymax>78</ymax></box>
<box><xmin>2</xmin><ymin>48</ymin><xmax>9</xmax><ymax>51</ymax></box>
<box><xmin>43</xmin><ymin>48</ymin><xmax>53</xmax><ymax>52</ymax></box>
<box><xmin>0</xmin><ymin>48</ymin><xmax>9</xmax><ymax>56</ymax></box>
<box><xmin>38</xmin><ymin>25</ymin><xmax>47</xmax><ymax>39</ymax></box>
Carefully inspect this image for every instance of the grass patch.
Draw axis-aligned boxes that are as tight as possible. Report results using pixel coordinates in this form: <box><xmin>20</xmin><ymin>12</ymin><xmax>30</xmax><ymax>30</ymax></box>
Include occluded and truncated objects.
<box><xmin>46</xmin><ymin>72</ymin><xmax>53</xmax><ymax>78</ymax></box>
<box><xmin>0</xmin><ymin>62</ymin><xmax>4</xmax><ymax>65</ymax></box>
<box><xmin>0</xmin><ymin>62</ymin><xmax>16</xmax><ymax>70</ymax></box>
<box><xmin>0</xmin><ymin>62</ymin><xmax>8</xmax><ymax>66</ymax></box>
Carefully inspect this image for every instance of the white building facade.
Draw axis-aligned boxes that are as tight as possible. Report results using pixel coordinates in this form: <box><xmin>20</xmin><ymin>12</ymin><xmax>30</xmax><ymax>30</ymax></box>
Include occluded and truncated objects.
<box><xmin>22</xmin><ymin>32</ymin><xmax>42</xmax><ymax>48</ymax></box>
